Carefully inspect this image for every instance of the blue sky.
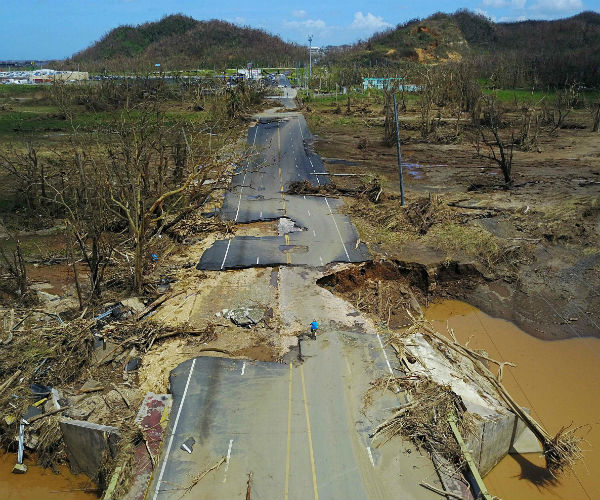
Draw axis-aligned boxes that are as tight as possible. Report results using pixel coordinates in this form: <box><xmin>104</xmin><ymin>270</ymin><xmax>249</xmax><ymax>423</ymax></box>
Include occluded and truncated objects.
<box><xmin>1</xmin><ymin>0</ymin><xmax>597</xmax><ymax>60</ymax></box>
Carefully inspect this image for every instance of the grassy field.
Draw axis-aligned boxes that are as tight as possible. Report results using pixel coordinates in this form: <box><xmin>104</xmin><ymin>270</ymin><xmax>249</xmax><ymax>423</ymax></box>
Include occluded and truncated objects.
<box><xmin>0</xmin><ymin>85</ymin><xmax>213</xmax><ymax>141</ymax></box>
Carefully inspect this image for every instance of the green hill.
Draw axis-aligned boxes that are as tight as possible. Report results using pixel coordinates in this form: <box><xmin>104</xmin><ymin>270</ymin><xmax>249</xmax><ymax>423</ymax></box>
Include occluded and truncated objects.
<box><xmin>334</xmin><ymin>10</ymin><xmax>600</xmax><ymax>87</ymax></box>
<box><xmin>68</xmin><ymin>14</ymin><xmax>305</xmax><ymax>72</ymax></box>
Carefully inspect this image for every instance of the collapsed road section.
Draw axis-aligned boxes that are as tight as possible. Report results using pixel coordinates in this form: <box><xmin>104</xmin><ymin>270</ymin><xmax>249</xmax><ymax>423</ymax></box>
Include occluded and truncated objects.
<box><xmin>197</xmin><ymin>110</ymin><xmax>369</xmax><ymax>270</ymax></box>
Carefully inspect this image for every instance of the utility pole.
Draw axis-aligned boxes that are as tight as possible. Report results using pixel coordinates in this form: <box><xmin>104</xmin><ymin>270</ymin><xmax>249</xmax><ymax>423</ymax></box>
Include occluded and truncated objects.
<box><xmin>308</xmin><ymin>35</ymin><xmax>313</xmax><ymax>89</ymax></box>
<box><xmin>393</xmin><ymin>94</ymin><xmax>405</xmax><ymax>206</ymax></box>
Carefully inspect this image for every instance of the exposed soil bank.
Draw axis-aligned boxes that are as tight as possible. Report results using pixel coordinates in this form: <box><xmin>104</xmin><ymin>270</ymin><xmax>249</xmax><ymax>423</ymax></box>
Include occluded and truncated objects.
<box><xmin>425</xmin><ymin>299</ymin><xmax>600</xmax><ymax>500</ymax></box>
<box><xmin>0</xmin><ymin>452</ymin><xmax>98</xmax><ymax>499</ymax></box>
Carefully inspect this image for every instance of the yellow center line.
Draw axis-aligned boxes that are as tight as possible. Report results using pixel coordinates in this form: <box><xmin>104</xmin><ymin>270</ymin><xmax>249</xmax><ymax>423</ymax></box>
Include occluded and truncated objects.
<box><xmin>284</xmin><ymin>362</ymin><xmax>293</xmax><ymax>500</ymax></box>
<box><xmin>300</xmin><ymin>363</ymin><xmax>319</xmax><ymax>500</ymax></box>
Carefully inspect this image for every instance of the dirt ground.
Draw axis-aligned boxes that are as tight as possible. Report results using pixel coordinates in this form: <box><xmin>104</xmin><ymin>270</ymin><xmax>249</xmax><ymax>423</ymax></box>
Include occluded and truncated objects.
<box><xmin>303</xmin><ymin>94</ymin><xmax>600</xmax><ymax>340</ymax></box>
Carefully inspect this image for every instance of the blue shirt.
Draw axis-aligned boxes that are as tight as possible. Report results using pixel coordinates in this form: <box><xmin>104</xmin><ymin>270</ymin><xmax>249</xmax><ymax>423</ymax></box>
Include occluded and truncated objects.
<box><xmin>311</xmin><ymin>321</ymin><xmax>318</xmax><ymax>330</ymax></box>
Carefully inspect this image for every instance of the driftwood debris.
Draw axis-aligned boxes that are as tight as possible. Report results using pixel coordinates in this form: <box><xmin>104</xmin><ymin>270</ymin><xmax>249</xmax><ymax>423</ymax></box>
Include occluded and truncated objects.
<box><xmin>135</xmin><ymin>291</ymin><xmax>184</xmax><ymax>321</ymax></box>
<box><xmin>419</xmin><ymin>482</ymin><xmax>466</xmax><ymax>500</ymax></box>
<box><xmin>182</xmin><ymin>456</ymin><xmax>226</xmax><ymax>496</ymax></box>
<box><xmin>28</xmin><ymin>406</ymin><xmax>70</xmax><ymax>424</ymax></box>
<box><xmin>0</xmin><ymin>370</ymin><xmax>21</xmax><ymax>395</ymax></box>
<box><xmin>246</xmin><ymin>471</ymin><xmax>253</xmax><ymax>500</ymax></box>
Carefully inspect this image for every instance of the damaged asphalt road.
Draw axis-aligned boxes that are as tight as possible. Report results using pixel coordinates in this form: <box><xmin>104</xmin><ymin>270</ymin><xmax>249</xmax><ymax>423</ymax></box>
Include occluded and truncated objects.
<box><xmin>150</xmin><ymin>86</ymin><xmax>444</xmax><ymax>499</ymax></box>
<box><xmin>197</xmin><ymin>94</ymin><xmax>370</xmax><ymax>270</ymax></box>
<box><xmin>149</xmin><ymin>329</ymin><xmax>444</xmax><ymax>500</ymax></box>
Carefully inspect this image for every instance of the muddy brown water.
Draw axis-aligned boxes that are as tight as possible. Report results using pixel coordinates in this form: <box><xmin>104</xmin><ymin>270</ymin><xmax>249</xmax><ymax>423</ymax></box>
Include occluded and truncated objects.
<box><xmin>425</xmin><ymin>299</ymin><xmax>600</xmax><ymax>500</ymax></box>
<box><xmin>0</xmin><ymin>453</ymin><xmax>98</xmax><ymax>499</ymax></box>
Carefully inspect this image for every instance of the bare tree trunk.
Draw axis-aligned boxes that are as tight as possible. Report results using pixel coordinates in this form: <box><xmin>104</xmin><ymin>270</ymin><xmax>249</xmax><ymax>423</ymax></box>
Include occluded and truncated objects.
<box><xmin>66</xmin><ymin>229</ymin><xmax>83</xmax><ymax>310</ymax></box>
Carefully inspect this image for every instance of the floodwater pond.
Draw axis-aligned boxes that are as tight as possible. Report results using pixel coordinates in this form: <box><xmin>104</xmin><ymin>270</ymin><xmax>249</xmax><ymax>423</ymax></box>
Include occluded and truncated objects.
<box><xmin>425</xmin><ymin>299</ymin><xmax>600</xmax><ymax>500</ymax></box>
<box><xmin>0</xmin><ymin>452</ymin><xmax>98</xmax><ymax>500</ymax></box>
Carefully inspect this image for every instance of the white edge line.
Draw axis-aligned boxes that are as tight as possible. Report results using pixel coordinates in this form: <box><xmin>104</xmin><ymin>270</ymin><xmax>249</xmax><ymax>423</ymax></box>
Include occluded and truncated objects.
<box><xmin>376</xmin><ymin>333</ymin><xmax>394</xmax><ymax>375</ymax></box>
<box><xmin>324</xmin><ymin>197</ymin><xmax>351</xmax><ymax>261</ymax></box>
<box><xmin>220</xmin><ymin>239</ymin><xmax>232</xmax><ymax>270</ymax></box>
<box><xmin>222</xmin><ymin>438</ymin><xmax>234</xmax><ymax>482</ymax></box>
<box><xmin>152</xmin><ymin>358</ymin><xmax>196</xmax><ymax>500</ymax></box>
<box><xmin>366</xmin><ymin>446</ymin><xmax>375</xmax><ymax>467</ymax></box>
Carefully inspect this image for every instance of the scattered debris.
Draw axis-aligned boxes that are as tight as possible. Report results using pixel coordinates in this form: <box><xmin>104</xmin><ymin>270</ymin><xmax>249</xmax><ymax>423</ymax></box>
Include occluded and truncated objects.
<box><xmin>77</xmin><ymin>380</ymin><xmax>104</xmax><ymax>395</ymax></box>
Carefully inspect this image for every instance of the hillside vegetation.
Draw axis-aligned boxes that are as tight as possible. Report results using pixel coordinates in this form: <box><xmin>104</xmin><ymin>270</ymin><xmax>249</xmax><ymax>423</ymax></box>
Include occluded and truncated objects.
<box><xmin>66</xmin><ymin>14</ymin><xmax>305</xmax><ymax>72</ymax></box>
<box><xmin>332</xmin><ymin>10</ymin><xmax>600</xmax><ymax>87</ymax></box>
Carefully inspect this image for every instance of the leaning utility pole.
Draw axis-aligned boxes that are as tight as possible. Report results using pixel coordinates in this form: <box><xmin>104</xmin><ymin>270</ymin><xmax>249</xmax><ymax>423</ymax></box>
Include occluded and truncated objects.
<box><xmin>393</xmin><ymin>94</ymin><xmax>405</xmax><ymax>206</ymax></box>
<box><xmin>308</xmin><ymin>34</ymin><xmax>313</xmax><ymax>88</ymax></box>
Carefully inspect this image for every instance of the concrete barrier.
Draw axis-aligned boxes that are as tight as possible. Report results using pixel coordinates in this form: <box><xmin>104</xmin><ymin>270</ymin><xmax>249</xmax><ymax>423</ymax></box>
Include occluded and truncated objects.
<box><xmin>59</xmin><ymin>418</ymin><xmax>119</xmax><ymax>483</ymax></box>
<box><xmin>406</xmin><ymin>333</ymin><xmax>542</xmax><ymax>477</ymax></box>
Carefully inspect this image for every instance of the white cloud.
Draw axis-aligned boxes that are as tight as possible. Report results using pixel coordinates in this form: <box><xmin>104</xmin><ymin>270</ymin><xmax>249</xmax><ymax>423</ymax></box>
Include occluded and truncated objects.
<box><xmin>481</xmin><ymin>0</ymin><xmax>526</xmax><ymax>8</ymax></box>
<box><xmin>284</xmin><ymin>18</ymin><xmax>328</xmax><ymax>30</ymax></box>
<box><xmin>475</xmin><ymin>8</ymin><xmax>498</xmax><ymax>21</ymax></box>
<box><xmin>292</xmin><ymin>10</ymin><xmax>307</xmax><ymax>18</ymax></box>
<box><xmin>530</xmin><ymin>0</ymin><xmax>583</xmax><ymax>10</ymax></box>
<box><xmin>498</xmin><ymin>14</ymin><xmax>528</xmax><ymax>21</ymax></box>
<box><xmin>349</xmin><ymin>12</ymin><xmax>392</xmax><ymax>31</ymax></box>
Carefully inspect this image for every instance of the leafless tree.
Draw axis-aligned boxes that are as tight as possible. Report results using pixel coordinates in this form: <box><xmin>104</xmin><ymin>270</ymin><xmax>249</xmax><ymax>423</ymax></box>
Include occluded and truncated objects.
<box><xmin>476</xmin><ymin>95</ymin><xmax>515</xmax><ymax>186</ymax></box>
<box><xmin>551</xmin><ymin>83</ymin><xmax>579</xmax><ymax>132</ymax></box>
<box><xmin>0</xmin><ymin>239</ymin><xmax>28</xmax><ymax>297</ymax></box>
<box><xmin>589</xmin><ymin>99</ymin><xmax>600</xmax><ymax>133</ymax></box>
<box><xmin>0</xmin><ymin>142</ymin><xmax>48</xmax><ymax>211</ymax></box>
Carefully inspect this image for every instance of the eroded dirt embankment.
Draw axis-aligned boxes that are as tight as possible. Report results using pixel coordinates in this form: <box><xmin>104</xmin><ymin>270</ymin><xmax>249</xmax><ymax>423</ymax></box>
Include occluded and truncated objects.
<box><xmin>317</xmin><ymin>251</ymin><xmax>600</xmax><ymax>341</ymax></box>
<box><xmin>316</xmin><ymin>258</ymin><xmax>483</xmax><ymax>329</ymax></box>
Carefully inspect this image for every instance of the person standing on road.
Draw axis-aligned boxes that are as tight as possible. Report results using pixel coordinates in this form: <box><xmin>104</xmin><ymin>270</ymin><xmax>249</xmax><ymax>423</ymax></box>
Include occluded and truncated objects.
<box><xmin>310</xmin><ymin>319</ymin><xmax>318</xmax><ymax>339</ymax></box>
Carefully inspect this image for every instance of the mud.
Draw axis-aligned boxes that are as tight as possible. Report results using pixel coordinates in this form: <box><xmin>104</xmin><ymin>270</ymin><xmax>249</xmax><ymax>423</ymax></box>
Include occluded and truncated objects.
<box><xmin>0</xmin><ymin>452</ymin><xmax>98</xmax><ymax>500</ymax></box>
<box><xmin>232</xmin><ymin>344</ymin><xmax>280</xmax><ymax>362</ymax></box>
<box><xmin>27</xmin><ymin>263</ymin><xmax>88</xmax><ymax>296</ymax></box>
<box><xmin>425</xmin><ymin>299</ymin><xmax>600</xmax><ymax>500</ymax></box>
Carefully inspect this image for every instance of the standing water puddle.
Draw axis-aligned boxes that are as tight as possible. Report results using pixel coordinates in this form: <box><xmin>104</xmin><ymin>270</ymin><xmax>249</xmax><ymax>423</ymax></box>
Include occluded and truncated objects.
<box><xmin>0</xmin><ymin>453</ymin><xmax>98</xmax><ymax>499</ymax></box>
<box><xmin>403</xmin><ymin>162</ymin><xmax>447</xmax><ymax>179</ymax></box>
<box><xmin>425</xmin><ymin>300</ymin><xmax>600</xmax><ymax>500</ymax></box>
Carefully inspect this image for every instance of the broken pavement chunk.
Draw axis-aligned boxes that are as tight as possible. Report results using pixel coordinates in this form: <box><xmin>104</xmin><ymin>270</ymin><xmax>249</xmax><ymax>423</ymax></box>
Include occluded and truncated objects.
<box><xmin>125</xmin><ymin>357</ymin><xmax>141</xmax><ymax>372</ymax></box>
<box><xmin>227</xmin><ymin>308</ymin><xmax>264</xmax><ymax>327</ymax></box>
<box><xmin>181</xmin><ymin>436</ymin><xmax>195</xmax><ymax>454</ymax></box>
<box><xmin>12</xmin><ymin>463</ymin><xmax>27</xmax><ymax>474</ymax></box>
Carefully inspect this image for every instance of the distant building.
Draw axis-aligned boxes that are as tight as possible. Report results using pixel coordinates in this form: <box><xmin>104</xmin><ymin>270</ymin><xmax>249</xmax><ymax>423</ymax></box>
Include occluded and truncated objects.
<box><xmin>362</xmin><ymin>77</ymin><xmax>420</xmax><ymax>91</ymax></box>
<box><xmin>236</xmin><ymin>68</ymin><xmax>262</xmax><ymax>80</ymax></box>
<box><xmin>0</xmin><ymin>69</ymin><xmax>89</xmax><ymax>85</ymax></box>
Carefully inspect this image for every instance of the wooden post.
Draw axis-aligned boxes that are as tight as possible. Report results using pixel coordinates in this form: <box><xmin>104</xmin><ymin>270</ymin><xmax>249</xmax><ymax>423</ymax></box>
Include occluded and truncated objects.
<box><xmin>393</xmin><ymin>94</ymin><xmax>405</xmax><ymax>206</ymax></box>
<box><xmin>448</xmin><ymin>415</ymin><xmax>493</xmax><ymax>500</ymax></box>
